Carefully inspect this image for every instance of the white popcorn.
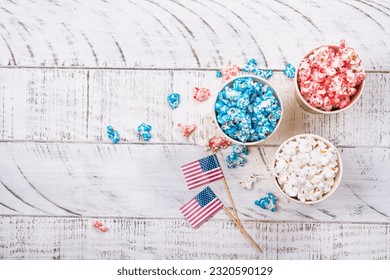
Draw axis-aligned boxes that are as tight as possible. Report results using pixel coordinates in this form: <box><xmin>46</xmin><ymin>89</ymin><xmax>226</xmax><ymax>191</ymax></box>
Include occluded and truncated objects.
<box><xmin>239</xmin><ymin>174</ymin><xmax>260</xmax><ymax>190</ymax></box>
<box><xmin>274</xmin><ymin>136</ymin><xmax>339</xmax><ymax>202</ymax></box>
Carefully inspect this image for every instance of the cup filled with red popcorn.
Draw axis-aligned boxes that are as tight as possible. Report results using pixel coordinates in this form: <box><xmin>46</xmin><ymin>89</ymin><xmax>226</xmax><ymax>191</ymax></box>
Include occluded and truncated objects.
<box><xmin>294</xmin><ymin>40</ymin><xmax>366</xmax><ymax>114</ymax></box>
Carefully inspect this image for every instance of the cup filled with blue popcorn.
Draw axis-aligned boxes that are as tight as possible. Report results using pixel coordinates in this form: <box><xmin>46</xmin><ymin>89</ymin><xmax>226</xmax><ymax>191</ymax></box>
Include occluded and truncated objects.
<box><xmin>214</xmin><ymin>76</ymin><xmax>283</xmax><ymax>145</ymax></box>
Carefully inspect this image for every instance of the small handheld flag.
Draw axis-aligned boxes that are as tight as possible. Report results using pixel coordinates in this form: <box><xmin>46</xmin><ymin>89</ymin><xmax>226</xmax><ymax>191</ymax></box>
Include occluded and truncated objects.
<box><xmin>180</xmin><ymin>187</ymin><xmax>223</xmax><ymax>229</ymax></box>
<box><xmin>181</xmin><ymin>154</ymin><xmax>224</xmax><ymax>190</ymax></box>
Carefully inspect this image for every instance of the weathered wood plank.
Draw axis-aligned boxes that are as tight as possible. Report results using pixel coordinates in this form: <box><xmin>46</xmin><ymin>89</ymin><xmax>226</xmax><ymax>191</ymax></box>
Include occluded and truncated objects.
<box><xmin>0</xmin><ymin>216</ymin><xmax>388</xmax><ymax>259</ymax></box>
<box><xmin>0</xmin><ymin>68</ymin><xmax>88</xmax><ymax>141</ymax></box>
<box><xmin>0</xmin><ymin>0</ymin><xmax>389</xmax><ymax>70</ymax></box>
<box><xmin>0</xmin><ymin>69</ymin><xmax>388</xmax><ymax>147</ymax></box>
<box><xmin>0</xmin><ymin>143</ymin><xmax>388</xmax><ymax>222</ymax></box>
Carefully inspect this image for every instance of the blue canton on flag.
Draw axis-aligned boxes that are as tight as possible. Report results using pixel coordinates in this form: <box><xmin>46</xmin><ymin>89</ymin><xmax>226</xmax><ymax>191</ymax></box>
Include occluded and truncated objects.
<box><xmin>180</xmin><ymin>187</ymin><xmax>223</xmax><ymax>228</ymax></box>
<box><xmin>195</xmin><ymin>186</ymin><xmax>217</xmax><ymax>207</ymax></box>
<box><xmin>181</xmin><ymin>155</ymin><xmax>224</xmax><ymax>190</ymax></box>
<box><xmin>199</xmin><ymin>155</ymin><xmax>220</xmax><ymax>172</ymax></box>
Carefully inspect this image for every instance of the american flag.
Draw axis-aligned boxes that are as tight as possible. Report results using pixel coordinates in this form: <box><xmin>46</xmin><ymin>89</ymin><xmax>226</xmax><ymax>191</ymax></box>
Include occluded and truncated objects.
<box><xmin>180</xmin><ymin>187</ymin><xmax>223</xmax><ymax>228</ymax></box>
<box><xmin>181</xmin><ymin>154</ymin><xmax>224</xmax><ymax>190</ymax></box>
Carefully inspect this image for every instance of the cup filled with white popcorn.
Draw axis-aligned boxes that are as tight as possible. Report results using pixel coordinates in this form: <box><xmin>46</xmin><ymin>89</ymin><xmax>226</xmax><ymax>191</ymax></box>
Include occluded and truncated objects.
<box><xmin>272</xmin><ymin>134</ymin><xmax>343</xmax><ymax>204</ymax></box>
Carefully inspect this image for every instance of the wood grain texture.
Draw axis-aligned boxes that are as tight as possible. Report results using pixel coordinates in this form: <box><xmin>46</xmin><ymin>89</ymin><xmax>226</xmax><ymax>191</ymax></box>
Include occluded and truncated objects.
<box><xmin>0</xmin><ymin>0</ymin><xmax>389</xmax><ymax>260</ymax></box>
<box><xmin>0</xmin><ymin>216</ymin><xmax>388</xmax><ymax>260</ymax></box>
<box><xmin>0</xmin><ymin>69</ymin><xmax>388</xmax><ymax>147</ymax></box>
<box><xmin>0</xmin><ymin>0</ymin><xmax>389</xmax><ymax>70</ymax></box>
<box><xmin>0</xmin><ymin>143</ymin><xmax>389</xmax><ymax>222</ymax></box>
<box><xmin>0</xmin><ymin>68</ymin><xmax>88</xmax><ymax>141</ymax></box>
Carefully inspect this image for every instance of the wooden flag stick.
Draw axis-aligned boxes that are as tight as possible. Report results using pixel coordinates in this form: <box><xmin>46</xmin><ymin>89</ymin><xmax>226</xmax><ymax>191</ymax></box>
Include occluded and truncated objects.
<box><xmin>223</xmin><ymin>206</ymin><xmax>261</xmax><ymax>253</ymax></box>
<box><xmin>222</xmin><ymin>177</ymin><xmax>240</xmax><ymax>223</ymax></box>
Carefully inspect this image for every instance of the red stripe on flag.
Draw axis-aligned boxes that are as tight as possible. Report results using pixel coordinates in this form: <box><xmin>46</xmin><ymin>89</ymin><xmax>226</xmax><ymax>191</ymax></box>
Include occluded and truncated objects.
<box><xmin>193</xmin><ymin>204</ymin><xmax>223</xmax><ymax>228</ymax></box>
<box><xmin>185</xmin><ymin>168</ymin><xmax>222</xmax><ymax>183</ymax></box>
<box><xmin>181</xmin><ymin>160</ymin><xmax>200</xmax><ymax>170</ymax></box>
<box><xmin>182</xmin><ymin>167</ymin><xmax>203</xmax><ymax>178</ymax></box>
<box><xmin>186</xmin><ymin>198</ymin><xmax>221</xmax><ymax>222</ymax></box>
<box><xmin>179</xmin><ymin>198</ymin><xmax>197</xmax><ymax>211</ymax></box>
<box><xmin>190</xmin><ymin>199</ymin><xmax>223</xmax><ymax>228</ymax></box>
<box><xmin>188</xmin><ymin>174</ymin><xmax>224</xmax><ymax>190</ymax></box>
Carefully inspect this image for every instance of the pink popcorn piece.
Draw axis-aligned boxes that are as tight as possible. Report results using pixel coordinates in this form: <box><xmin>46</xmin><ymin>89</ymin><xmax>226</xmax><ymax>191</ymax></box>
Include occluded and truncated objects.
<box><xmin>219</xmin><ymin>64</ymin><xmax>241</xmax><ymax>81</ymax></box>
<box><xmin>193</xmin><ymin>87</ymin><xmax>211</xmax><ymax>102</ymax></box>
<box><xmin>177</xmin><ymin>123</ymin><xmax>197</xmax><ymax>137</ymax></box>
<box><xmin>93</xmin><ymin>220</ymin><xmax>108</xmax><ymax>232</ymax></box>
<box><xmin>208</xmin><ymin>136</ymin><xmax>231</xmax><ymax>152</ymax></box>
<box><xmin>297</xmin><ymin>40</ymin><xmax>366</xmax><ymax>111</ymax></box>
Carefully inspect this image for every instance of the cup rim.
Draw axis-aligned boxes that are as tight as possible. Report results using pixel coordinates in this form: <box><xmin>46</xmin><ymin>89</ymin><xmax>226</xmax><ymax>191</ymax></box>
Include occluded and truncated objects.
<box><xmin>272</xmin><ymin>133</ymin><xmax>343</xmax><ymax>204</ymax></box>
<box><xmin>213</xmin><ymin>75</ymin><xmax>283</xmax><ymax>146</ymax></box>
<box><xmin>294</xmin><ymin>44</ymin><xmax>366</xmax><ymax>114</ymax></box>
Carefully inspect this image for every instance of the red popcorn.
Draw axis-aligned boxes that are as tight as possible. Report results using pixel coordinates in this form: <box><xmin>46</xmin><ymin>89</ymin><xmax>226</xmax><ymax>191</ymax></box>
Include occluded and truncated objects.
<box><xmin>93</xmin><ymin>220</ymin><xmax>108</xmax><ymax>232</ymax></box>
<box><xmin>220</xmin><ymin>64</ymin><xmax>241</xmax><ymax>81</ymax></box>
<box><xmin>208</xmin><ymin>136</ymin><xmax>231</xmax><ymax>152</ymax></box>
<box><xmin>193</xmin><ymin>87</ymin><xmax>211</xmax><ymax>102</ymax></box>
<box><xmin>297</xmin><ymin>40</ymin><xmax>366</xmax><ymax>111</ymax></box>
<box><xmin>177</xmin><ymin>123</ymin><xmax>197</xmax><ymax>137</ymax></box>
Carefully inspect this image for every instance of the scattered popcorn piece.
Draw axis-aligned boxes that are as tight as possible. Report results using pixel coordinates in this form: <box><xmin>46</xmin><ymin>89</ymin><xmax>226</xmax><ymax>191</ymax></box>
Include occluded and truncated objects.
<box><xmin>283</xmin><ymin>63</ymin><xmax>296</xmax><ymax>78</ymax></box>
<box><xmin>255</xmin><ymin>193</ymin><xmax>277</xmax><ymax>212</ymax></box>
<box><xmin>225</xmin><ymin>144</ymin><xmax>249</xmax><ymax>169</ymax></box>
<box><xmin>242</xmin><ymin>58</ymin><xmax>273</xmax><ymax>79</ymax></box>
<box><xmin>137</xmin><ymin>123</ymin><xmax>152</xmax><ymax>141</ymax></box>
<box><xmin>177</xmin><ymin>123</ymin><xmax>197</xmax><ymax>137</ymax></box>
<box><xmin>225</xmin><ymin>152</ymin><xmax>246</xmax><ymax>169</ymax></box>
<box><xmin>239</xmin><ymin>174</ymin><xmax>259</xmax><ymax>190</ymax></box>
<box><xmin>106</xmin><ymin>125</ymin><xmax>120</xmax><ymax>144</ymax></box>
<box><xmin>193</xmin><ymin>87</ymin><xmax>211</xmax><ymax>102</ymax></box>
<box><xmin>219</xmin><ymin>64</ymin><xmax>241</xmax><ymax>81</ymax></box>
<box><xmin>93</xmin><ymin>220</ymin><xmax>108</xmax><ymax>232</ymax></box>
<box><xmin>208</xmin><ymin>135</ymin><xmax>231</xmax><ymax>152</ymax></box>
<box><xmin>167</xmin><ymin>93</ymin><xmax>180</xmax><ymax>109</ymax></box>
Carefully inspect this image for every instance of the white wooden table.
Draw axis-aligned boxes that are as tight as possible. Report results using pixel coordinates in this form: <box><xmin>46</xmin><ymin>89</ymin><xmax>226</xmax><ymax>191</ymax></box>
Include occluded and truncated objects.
<box><xmin>0</xmin><ymin>0</ymin><xmax>389</xmax><ymax>260</ymax></box>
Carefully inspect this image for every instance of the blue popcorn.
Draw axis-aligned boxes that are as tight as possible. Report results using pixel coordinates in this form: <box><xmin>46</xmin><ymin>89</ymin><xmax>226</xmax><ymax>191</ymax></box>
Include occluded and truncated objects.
<box><xmin>106</xmin><ymin>125</ymin><xmax>120</xmax><ymax>144</ymax></box>
<box><xmin>242</xmin><ymin>58</ymin><xmax>257</xmax><ymax>73</ymax></box>
<box><xmin>254</xmin><ymin>68</ymin><xmax>265</xmax><ymax>78</ymax></box>
<box><xmin>248</xmin><ymin>132</ymin><xmax>260</xmax><ymax>142</ymax></box>
<box><xmin>221</xmin><ymin>121</ymin><xmax>235</xmax><ymax>131</ymax></box>
<box><xmin>264</xmin><ymin>69</ymin><xmax>273</xmax><ymax>79</ymax></box>
<box><xmin>255</xmin><ymin>193</ymin><xmax>277</xmax><ymax>212</ymax></box>
<box><xmin>232</xmin><ymin>144</ymin><xmax>248</xmax><ymax>155</ymax></box>
<box><xmin>215</xmin><ymin>101</ymin><xmax>229</xmax><ymax>114</ymax></box>
<box><xmin>242</xmin><ymin>59</ymin><xmax>273</xmax><ymax>80</ymax></box>
<box><xmin>227</xmin><ymin>107</ymin><xmax>240</xmax><ymax>118</ymax></box>
<box><xmin>216</xmin><ymin>70</ymin><xmax>222</xmax><ymax>78</ymax></box>
<box><xmin>225</xmin><ymin>126</ymin><xmax>238</xmax><ymax>136</ymax></box>
<box><xmin>215</xmin><ymin>77</ymin><xmax>281</xmax><ymax>144</ymax></box>
<box><xmin>283</xmin><ymin>63</ymin><xmax>296</xmax><ymax>78</ymax></box>
<box><xmin>225</xmin><ymin>143</ymin><xmax>250</xmax><ymax>169</ymax></box>
<box><xmin>253</xmin><ymin>81</ymin><xmax>263</xmax><ymax>94</ymax></box>
<box><xmin>253</xmin><ymin>100</ymin><xmax>272</xmax><ymax>114</ymax></box>
<box><xmin>225</xmin><ymin>88</ymin><xmax>241</xmax><ymax>101</ymax></box>
<box><xmin>236</xmin><ymin>94</ymin><xmax>251</xmax><ymax>110</ymax></box>
<box><xmin>167</xmin><ymin>93</ymin><xmax>180</xmax><ymax>109</ymax></box>
<box><xmin>217</xmin><ymin>112</ymin><xmax>229</xmax><ymax>125</ymax></box>
<box><xmin>263</xmin><ymin>86</ymin><xmax>274</xmax><ymax>98</ymax></box>
<box><xmin>225</xmin><ymin>152</ymin><xmax>247</xmax><ymax>169</ymax></box>
<box><xmin>137</xmin><ymin>123</ymin><xmax>152</xmax><ymax>141</ymax></box>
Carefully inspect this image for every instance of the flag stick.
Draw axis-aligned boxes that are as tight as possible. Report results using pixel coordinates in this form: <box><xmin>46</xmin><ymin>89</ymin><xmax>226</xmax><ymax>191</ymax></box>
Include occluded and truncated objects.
<box><xmin>222</xmin><ymin>177</ymin><xmax>240</xmax><ymax>223</ymax></box>
<box><xmin>223</xmin><ymin>206</ymin><xmax>261</xmax><ymax>253</ymax></box>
